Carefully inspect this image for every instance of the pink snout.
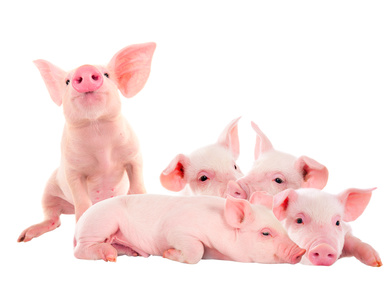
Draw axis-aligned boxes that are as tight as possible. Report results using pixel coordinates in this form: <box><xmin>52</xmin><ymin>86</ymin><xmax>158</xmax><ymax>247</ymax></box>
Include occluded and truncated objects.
<box><xmin>227</xmin><ymin>180</ymin><xmax>249</xmax><ymax>200</ymax></box>
<box><xmin>72</xmin><ymin>65</ymin><xmax>103</xmax><ymax>93</ymax></box>
<box><xmin>290</xmin><ymin>248</ymin><xmax>306</xmax><ymax>264</ymax></box>
<box><xmin>309</xmin><ymin>243</ymin><xmax>337</xmax><ymax>266</ymax></box>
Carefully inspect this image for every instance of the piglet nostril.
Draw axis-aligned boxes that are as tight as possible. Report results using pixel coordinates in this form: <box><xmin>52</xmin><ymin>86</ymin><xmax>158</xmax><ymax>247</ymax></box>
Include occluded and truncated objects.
<box><xmin>309</xmin><ymin>244</ymin><xmax>337</xmax><ymax>266</ymax></box>
<box><xmin>72</xmin><ymin>65</ymin><xmax>103</xmax><ymax>93</ymax></box>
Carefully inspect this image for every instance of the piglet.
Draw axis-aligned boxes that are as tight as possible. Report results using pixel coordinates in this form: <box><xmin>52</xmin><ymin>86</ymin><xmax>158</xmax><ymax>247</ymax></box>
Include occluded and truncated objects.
<box><xmin>18</xmin><ymin>43</ymin><xmax>156</xmax><ymax>242</ymax></box>
<box><xmin>160</xmin><ymin>117</ymin><xmax>243</xmax><ymax>197</ymax></box>
<box><xmin>74</xmin><ymin>192</ymin><xmax>305</xmax><ymax>264</ymax></box>
<box><xmin>228</xmin><ymin>121</ymin><xmax>328</xmax><ymax>199</ymax></box>
<box><xmin>273</xmin><ymin>188</ymin><xmax>382</xmax><ymax>267</ymax></box>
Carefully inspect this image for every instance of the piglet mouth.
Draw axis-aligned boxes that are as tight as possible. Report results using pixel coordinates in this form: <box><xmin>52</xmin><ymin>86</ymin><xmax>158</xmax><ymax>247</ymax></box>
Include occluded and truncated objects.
<box><xmin>72</xmin><ymin>91</ymin><xmax>107</xmax><ymax>102</ymax></box>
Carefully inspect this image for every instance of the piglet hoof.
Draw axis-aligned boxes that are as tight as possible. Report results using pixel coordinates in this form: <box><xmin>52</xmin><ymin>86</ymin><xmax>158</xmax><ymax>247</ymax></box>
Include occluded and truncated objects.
<box><xmin>17</xmin><ymin>219</ymin><xmax>61</xmax><ymax>242</ymax></box>
<box><xmin>163</xmin><ymin>248</ymin><xmax>188</xmax><ymax>263</ymax></box>
<box><xmin>106</xmin><ymin>256</ymin><xmax>117</xmax><ymax>263</ymax></box>
<box><xmin>99</xmin><ymin>244</ymin><xmax>118</xmax><ymax>262</ymax></box>
<box><xmin>74</xmin><ymin>242</ymin><xmax>118</xmax><ymax>262</ymax></box>
<box><xmin>358</xmin><ymin>244</ymin><xmax>382</xmax><ymax>267</ymax></box>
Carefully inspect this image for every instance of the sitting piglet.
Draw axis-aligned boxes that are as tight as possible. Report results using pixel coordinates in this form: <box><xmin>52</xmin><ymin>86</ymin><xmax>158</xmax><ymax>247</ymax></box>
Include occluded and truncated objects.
<box><xmin>74</xmin><ymin>192</ymin><xmax>305</xmax><ymax>264</ymax></box>
<box><xmin>272</xmin><ymin>188</ymin><xmax>382</xmax><ymax>267</ymax></box>
<box><xmin>160</xmin><ymin>117</ymin><xmax>243</xmax><ymax>197</ymax></box>
<box><xmin>18</xmin><ymin>43</ymin><xmax>156</xmax><ymax>242</ymax></box>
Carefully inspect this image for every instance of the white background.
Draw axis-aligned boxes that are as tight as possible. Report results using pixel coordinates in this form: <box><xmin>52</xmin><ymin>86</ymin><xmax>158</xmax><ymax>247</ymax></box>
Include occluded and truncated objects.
<box><xmin>1</xmin><ymin>1</ymin><xmax>391</xmax><ymax>305</ymax></box>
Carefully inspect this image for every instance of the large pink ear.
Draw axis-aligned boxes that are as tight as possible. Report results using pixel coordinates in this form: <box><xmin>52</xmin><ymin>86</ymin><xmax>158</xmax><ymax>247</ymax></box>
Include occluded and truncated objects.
<box><xmin>107</xmin><ymin>42</ymin><xmax>156</xmax><ymax>98</ymax></box>
<box><xmin>34</xmin><ymin>60</ymin><xmax>67</xmax><ymax>106</ymax></box>
<box><xmin>217</xmin><ymin>117</ymin><xmax>241</xmax><ymax>160</ymax></box>
<box><xmin>160</xmin><ymin>154</ymin><xmax>190</xmax><ymax>192</ymax></box>
<box><xmin>295</xmin><ymin>156</ymin><xmax>329</xmax><ymax>189</ymax></box>
<box><xmin>224</xmin><ymin>196</ymin><xmax>255</xmax><ymax>229</ymax></box>
<box><xmin>272</xmin><ymin>189</ymin><xmax>297</xmax><ymax>221</ymax></box>
<box><xmin>338</xmin><ymin>188</ymin><xmax>376</xmax><ymax>222</ymax></box>
<box><xmin>249</xmin><ymin>191</ymin><xmax>273</xmax><ymax>210</ymax></box>
<box><xmin>251</xmin><ymin>121</ymin><xmax>274</xmax><ymax>160</ymax></box>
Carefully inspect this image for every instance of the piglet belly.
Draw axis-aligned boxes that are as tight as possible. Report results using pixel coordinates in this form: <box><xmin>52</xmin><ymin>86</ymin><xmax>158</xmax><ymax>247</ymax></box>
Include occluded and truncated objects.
<box><xmin>89</xmin><ymin>172</ymin><xmax>129</xmax><ymax>204</ymax></box>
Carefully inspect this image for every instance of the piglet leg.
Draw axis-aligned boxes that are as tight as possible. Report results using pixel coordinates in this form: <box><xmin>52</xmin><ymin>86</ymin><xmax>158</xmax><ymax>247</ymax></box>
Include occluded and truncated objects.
<box><xmin>125</xmin><ymin>160</ymin><xmax>146</xmax><ymax>194</ymax></box>
<box><xmin>341</xmin><ymin>233</ymin><xmax>382</xmax><ymax>267</ymax></box>
<box><xmin>67</xmin><ymin>173</ymin><xmax>92</xmax><ymax>221</ymax></box>
<box><xmin>163</xmin><ymin>234</ymin><xmax>204</xmax><ymax>264</ymax></box>
<box><xmin>18</xmin><ymin>173</ymin><xmax>74</xmax><ymax>242</ymax></box>
<box><xmin>74</xmin><ymin>242</ymin><xmax>118</xmax><ymax>262</ymax></box>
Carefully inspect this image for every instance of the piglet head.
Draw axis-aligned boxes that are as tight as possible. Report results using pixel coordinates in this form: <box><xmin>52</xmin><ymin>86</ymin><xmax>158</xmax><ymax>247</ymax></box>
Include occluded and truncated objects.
<box><xmin>228</xmin><ymin>121</ymin><xmax>328</xmax><ymax>199</ymax></box>
<box><xmin>223</xmin><ymin>193</ymin><xmax>305</xmax><ymax>264</ymax></box>
<box><xmin>160</xmin><ymin>117</ymin><xmax>243</xmax><ymax>197</ymax></box>
<box><xmin>273</xmin><ymin>188</ymin><xmax>375</xmax><ymax>266</ymax></box>
<box><xmin>34</xmin><ymin>43</ymin><xmax>156</xmax><ymax>126</ymax></box>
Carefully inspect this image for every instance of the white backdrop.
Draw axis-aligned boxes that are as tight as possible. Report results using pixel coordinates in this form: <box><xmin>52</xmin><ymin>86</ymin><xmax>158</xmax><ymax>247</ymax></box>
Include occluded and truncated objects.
<box><xmin>2</xmin><ymin>1</ymin><xmax>391</xmax><ymax>305</ymax></box>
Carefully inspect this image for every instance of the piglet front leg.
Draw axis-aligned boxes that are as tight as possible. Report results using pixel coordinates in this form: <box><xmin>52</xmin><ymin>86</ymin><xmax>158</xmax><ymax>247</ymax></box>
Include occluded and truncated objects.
<box><xmin>341</xmin><ymin>233</ymin><xmax>382</xmax><ymax>267</ymax></box>
<box><xmin>125</xmin><ymin>159</ymin><xmax>146</xmax><ymax>195</ymax></box>
<box><xmin>67</xmin><ymin>173</ymin><xmax>93</xmax><ymax>221</ymax></box>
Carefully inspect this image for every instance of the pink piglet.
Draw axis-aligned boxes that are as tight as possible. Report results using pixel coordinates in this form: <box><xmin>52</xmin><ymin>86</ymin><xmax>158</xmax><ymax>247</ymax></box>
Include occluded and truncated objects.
<box><xmin>273</xmin><ymin>188</ymin><xmax>382</xmax><ymax>267</ymax></box>
<box><xmin>18</xmin><ymin>43</ymin><xmax>156</xmax><ymax>242</ymax></box>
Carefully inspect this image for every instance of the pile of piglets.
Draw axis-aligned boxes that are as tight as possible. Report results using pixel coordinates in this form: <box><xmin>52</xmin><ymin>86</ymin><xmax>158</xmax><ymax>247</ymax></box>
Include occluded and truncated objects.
<box><xmin>18</xmin><ymin>42</ymin><xmax>382</xmax><ymax>267</ymax></box>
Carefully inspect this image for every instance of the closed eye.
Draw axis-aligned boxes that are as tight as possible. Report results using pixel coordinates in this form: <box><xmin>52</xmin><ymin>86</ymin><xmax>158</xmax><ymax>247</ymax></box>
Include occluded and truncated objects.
<box><xmin>260</xmin><ymin>228</ymin><xmax>274</xmax><ymax>238</ymax></box>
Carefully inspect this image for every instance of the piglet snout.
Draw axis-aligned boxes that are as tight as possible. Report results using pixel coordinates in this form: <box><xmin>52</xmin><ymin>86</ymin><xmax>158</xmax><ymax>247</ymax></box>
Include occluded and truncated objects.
<box><xmin>309</xmin><ymin>243</ymin><xmax>337</xmax><ymax>266</ymax></box>
<box><xmin>227</xmin><ymin>180</ymin><xmax>248</xmax><ymax>199</ymax></box>
<box><xmin>291</xmin><ymin>248</ymin><xmax>306</xmax><ymax>264</ymax></box>
<box><xmin>72</xmin><ymin>65</ymin><xmax>103</xmax><ymax>93</ymax></box>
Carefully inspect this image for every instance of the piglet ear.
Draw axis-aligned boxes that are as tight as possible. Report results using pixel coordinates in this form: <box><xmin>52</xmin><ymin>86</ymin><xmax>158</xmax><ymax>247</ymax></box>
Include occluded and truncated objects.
<box><xmin>34</xmin><ymin>60</ymin><xmax>67</xmax><ymax>106</ymax></box>
<box><xmin>160</xmin><ymin>154</ymin><xmax>190</xmax><ymax>192</ymax></box>
<box><xmin>107</xmin><ymin>42</ymin><xmax>156</xmax><ymax>98</ymax></box>
<box><xmin>217</xmin><ymin>117</ymin><xmax>241</xmax><ymax>160</ymax></box>
<box><xmin>249</xmin><ymin>191</ymin><xmax>273</xmax><ymax>210</ymax></box>
<box><xmin>338</xmin><ymin>188</ymin><xmax>376</xmax><ymax>222</ymax></box>
<box><xmin>272</xmin><ymin>189</ymin><xmax>297</xmax><ymax>221</ymax></box>
<box><xmin>251</xmin><ymin>121</ymin><xmax>274</xmax><ymax>160</ymax></box>
<box><xmin>295</xmin><ymin>156</ymin><xmax>329</xmax><ymax>189</ymax></box>
<box><xmin>224</xmin><ymin>196</ymin><xmax>255</xmax><ymax>229</ymax></box>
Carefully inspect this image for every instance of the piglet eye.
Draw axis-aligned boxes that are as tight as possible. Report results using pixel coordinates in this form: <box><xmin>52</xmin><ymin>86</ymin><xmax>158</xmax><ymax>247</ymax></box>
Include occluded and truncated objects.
<box><xmin>296</xmin><ymin>218</ymin><xmax>303</xmax><ymax>224</ymax></box>
<box><xmin>104</xmin><ymin>73</ymin><xmax>109</xmax><ymax>78</ymax></box>
<box><xmin>199</xmin><ymin>175</ymin><xmax>209</xmax><ymax>182</ymax></box>
<box><xmin>336</xmin><ymin>220</ymin><xmax>340</xmax><ymax>226</ymax></box>
<box><xmin>274</xmin><ymin>178</ymin><xmax>283</xmax><ymax>184</ymax></box>
<box><xmin>65</xmin><ymin>79</ymin><xmax>70</xmax><ymax>85</ymax></box>
<box><xmin>234</xmin><ymin>164</ymin><xmax>237</xmax><ymax>170</ymax></box>
<box><xmin>262</xmin><ymin>232</ymin><xmax>270</xmax><ymax>237</ymax></box>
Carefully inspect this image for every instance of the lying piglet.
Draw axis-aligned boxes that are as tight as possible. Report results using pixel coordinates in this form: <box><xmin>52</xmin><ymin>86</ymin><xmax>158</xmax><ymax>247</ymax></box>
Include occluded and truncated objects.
<box><xmin>18</xmin><ymin>43</ymin><xmax>156</xmax><ymax>242</ymax></box>
<box><xmin>273</xmin><ymin>188</ymin><xmax>382</xmax><ymax>267</ymax></box>
<box><xmin>160</xmin><ymin>117</ymin><xmax>243</xmax><ymax>197</ymax></box>
<box><xmin>74</xmin><ymin>192</ymin><xmax>305</xmax><ymax>264</ymax></box>
<box><xmin>228</xmin><ymin>121</ymin><xmax>328</xmax><ymax>199</ymax></box>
